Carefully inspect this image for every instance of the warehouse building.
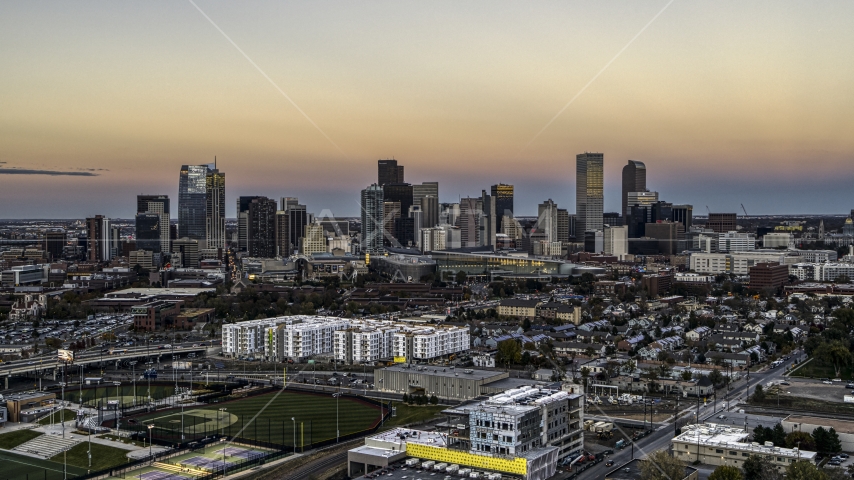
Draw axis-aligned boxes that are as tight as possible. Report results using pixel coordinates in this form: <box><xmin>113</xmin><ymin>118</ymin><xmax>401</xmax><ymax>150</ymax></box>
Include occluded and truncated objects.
<box><xmin>375</xmin><ymin>365</ymin><xmax>508</xmax><ymax>401</ymax></box>
<box><xmin>782</xmin><ymin>415</ymin><xmax>854</xmax><ymax>453</ymax></box>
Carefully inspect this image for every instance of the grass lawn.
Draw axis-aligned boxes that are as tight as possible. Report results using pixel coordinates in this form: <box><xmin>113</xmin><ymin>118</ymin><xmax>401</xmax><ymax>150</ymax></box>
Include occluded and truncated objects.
<box><xmin>0</xmin><ymin>429</ymin><xmax>43</xmax><ymax>449</ymax></box>
<box><xmin>384</xmin><ymin>403</ymin><xmax>446</xmax><ymax>428</ymax></box>
<box><xmin>0</xmin><ymin>449</ymin><xmax>87</xmax><ymax>480</ymax></box>
<box><xmin>51</xmin><ymin>442</ymin><xmax>131</xmax><ymax>471</ymax></box>
<box><xmin>37</xmin><ymin>409</ymin><xmax>78</xmax><ymax>425</ymax></box>
<box><xmin>789</xmin><ymin>359</ymin><xmax>854</xmax><ymax>380</ymax></box>
<box><xmin>130</xmin><ymin>390</ymin><xmax>381</xmax><ymax>447</ymax></box>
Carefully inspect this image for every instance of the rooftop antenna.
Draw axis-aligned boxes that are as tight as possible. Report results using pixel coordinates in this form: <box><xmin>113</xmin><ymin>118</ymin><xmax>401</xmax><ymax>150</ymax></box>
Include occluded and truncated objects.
<box><xmin>214</xmin><ymin>156</ymin><xmax>216</xmax><ymax>169</ymax></box>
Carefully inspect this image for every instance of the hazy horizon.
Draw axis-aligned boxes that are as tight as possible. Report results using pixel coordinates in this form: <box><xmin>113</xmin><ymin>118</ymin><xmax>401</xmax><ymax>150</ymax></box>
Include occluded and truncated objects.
<box><xmin>2</xmin><ymin>1</ymin><xmax>853</xmax><ymax>218</ymax></box>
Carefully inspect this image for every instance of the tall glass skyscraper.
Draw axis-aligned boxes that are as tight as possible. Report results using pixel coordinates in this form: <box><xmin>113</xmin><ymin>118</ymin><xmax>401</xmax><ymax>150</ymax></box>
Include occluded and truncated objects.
<box><xmin>206</xmin><ymin>168</ymin><xmax>226</xmax><ymax>249</ymax></box>
<box><xmin>178</xmin><ymin>165</ymin><xmax>209</xmax><ymax>241</ymax></box>
<box><xmin>490</xmin><ymin>183</ymin><xmax>514</xmax><ymax>219</ymax></box>
<box><xmin>361</xmin><ymin>184</ymin><xmax>385</xmax><ymax>255</ymax></box>
<box><xmin>576</xmin><ymin>152</ymin><xmax>604</xmax><ymax>234</ymax></box>
<box><xmin>136</xmin><ymin>194</ymin><xmax>170</xmax><ymax>253</ymax></box>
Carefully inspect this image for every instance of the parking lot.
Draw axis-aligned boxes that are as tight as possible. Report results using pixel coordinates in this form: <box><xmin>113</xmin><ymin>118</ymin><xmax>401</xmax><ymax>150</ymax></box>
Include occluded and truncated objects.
<box><xmin>773</xmin><ymin>378</ymin><xmax>854</xmax><ymax>403</ymax></box>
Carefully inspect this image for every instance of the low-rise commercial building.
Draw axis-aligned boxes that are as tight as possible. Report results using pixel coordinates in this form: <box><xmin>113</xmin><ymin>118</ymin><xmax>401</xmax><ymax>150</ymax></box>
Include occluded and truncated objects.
<box><xmin>5</xmin><ymin>392</ymin><xmax>56</xmax><ymax>422</ymax></box>
<box><xmin>374</xmin><ymin>365</ymin><xmax>508</xmax><ymax>401</ymax></box>
<box><xmin>499</xmin><ymin>299</ymin><xmax>542</xmax><ymax>318</ymax></box>
<box><xmin>672</xmin><ymin>423</ymin><xmax>816</xmax><ymax>471</ymax></box>
<box><xmin>782</xmin><ymin>415</ymin><xmax>854</xmax><ymax>453</ymax></box>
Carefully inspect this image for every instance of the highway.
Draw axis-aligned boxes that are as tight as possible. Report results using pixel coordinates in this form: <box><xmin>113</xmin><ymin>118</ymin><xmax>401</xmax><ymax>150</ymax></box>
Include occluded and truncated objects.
<box><xmin>569</xmin><ymin>351</ymin><xmax>803</xmax><ymax>480</ymax></box>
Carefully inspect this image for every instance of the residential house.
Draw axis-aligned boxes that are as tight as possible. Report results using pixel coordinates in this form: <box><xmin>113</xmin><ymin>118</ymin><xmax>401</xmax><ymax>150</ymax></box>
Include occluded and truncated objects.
<box><xmin>685</xmin><ymin>326</ymin><xmax>711</xmax><ymax>342</ymax></box>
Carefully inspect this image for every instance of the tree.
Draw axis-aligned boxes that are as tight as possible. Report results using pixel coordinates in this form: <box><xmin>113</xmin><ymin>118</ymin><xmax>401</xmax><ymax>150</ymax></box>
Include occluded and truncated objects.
<box><xmin>455</xmin><ymin>271</ymin><xmax>468</xmax><ymax>285</ymax></box>
<box><xmin>752</xmin><ymin>384</ymin><xmax>766</xmax><ymax>402</ymax></box>
<box><xmin>771</xmin><ymin>423</ymin><xmax>786</xmax><ymax>447</ymax></box>
<box><xmin>44</xmin><ymin>337</ymin><xmax>63</xmax><ymax>350</ymax></box>
<box><xmin>813</xmin><ymin>426</ymin><xmax>842</xmax><ymax>454</ymax></box>
<box><xmin>622</xmin><ymin>359</ymin><xmax>637</xmax><ymax>374</ymax></box>
<box><xmin>708</xmin><ymin>369</ymin><xmax>724</xmax><ymax>386</ymax></box>
<box><xmin>743</xmin><ymin>454</ymin><xmax>783</xmax><ymax>480</ymax></box>
<box><xmin>429</xmin><ymin>395</ymin><xmax>439</xmax><ymax>405</ymax></box>
<box><xmin>639</xmin><ymin>450</ymin><xmax>685</xmax><ymax>480</ymax></box>
<box><xmin>785</xmin><ymin>431</ymin><xmax>816</xmax><ymax>452</ymax></box>
<box><xmin>497</xmin><ymin>339</ymin><xmax>522</xmax><ymax>367</ymax></box>
<box><xmin>681</xmin><ymin>370</ymin><xmax>694</xmax><ymax>381</ymax></box>
<box><xmin>813</xmin><ymin>340</ymin><xmax>853</xmax><ymax>378</ymax></box>
<box><xmin>785</xmin><ymin>461</ymin><xmax>828</xmax><ymax>480</ymax></box>
<box><xmin>753</xmin><ymin>425</ymin><xmax>770</xmax><ymax>444</ymax></box>
<box><xmin>709</xmin><ymin>465</ymin><xmax>743</xmax><ymax>480</ymax></box>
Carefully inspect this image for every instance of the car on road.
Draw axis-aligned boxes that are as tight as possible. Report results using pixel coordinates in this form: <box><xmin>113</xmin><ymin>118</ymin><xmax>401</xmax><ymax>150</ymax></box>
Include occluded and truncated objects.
<box><xmin>823</xmin><ymin>380</ymin><xmax>833</xmax><ymax>384</ymax></box>
<box><xmin>780</xmin><ymin>381</ymin><xmax>790</xmax><ymax>386</ymax></box>
<box><xmin>605</xmin><ymin>461</ymin><xmax>614</xmax><ymax>467</ymax></box>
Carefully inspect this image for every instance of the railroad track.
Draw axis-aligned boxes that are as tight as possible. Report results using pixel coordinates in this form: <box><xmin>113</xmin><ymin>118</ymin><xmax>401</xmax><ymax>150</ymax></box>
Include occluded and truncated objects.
<box><xmin>279</xmin><ymin>450</ymin><xmax>348</xmax><ymax>480</ymax></box>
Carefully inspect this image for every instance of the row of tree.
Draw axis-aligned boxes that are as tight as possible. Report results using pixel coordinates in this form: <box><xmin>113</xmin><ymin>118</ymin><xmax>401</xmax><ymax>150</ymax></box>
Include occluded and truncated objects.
<box><xmin>401</xmin><ymin>394</ymin><xmax>439</xmax><ymax>405</ymax></box>
<box><xmin>752</xmin><ymin>422</ymin><xmax>841</xmax><ymax>454</ymax></box>
<box><xmin>642</xmin><ymin>450</ymin><xmax>846</xmax><ymax>480</ymax></box>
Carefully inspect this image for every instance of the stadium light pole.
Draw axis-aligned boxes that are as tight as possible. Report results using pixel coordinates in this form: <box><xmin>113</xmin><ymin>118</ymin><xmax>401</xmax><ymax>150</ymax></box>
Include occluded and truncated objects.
<box><xmin>332</xmin><ymin>392</ymin><xmax>342</xmax><ymax>443</ymax></box>
<box><xmin>219</xmin><ymin>408</ymin><xmax>227</xmax><ymax>437</ymax></box>
<box><xmin>292</xmin><ymin>417</ymin><xmax>296</xmax><ymax>454</ymax></box>
<box><xmin>148</xmin><ymin>424</ymin><xmax>154</xmax><ymax>464</ymax></box>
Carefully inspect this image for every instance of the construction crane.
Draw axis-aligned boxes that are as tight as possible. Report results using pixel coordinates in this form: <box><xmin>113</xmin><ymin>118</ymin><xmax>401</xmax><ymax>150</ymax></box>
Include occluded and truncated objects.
<box><xmin>741</xmin><ymin>203</ymin><xmax>748</xmax><ymax>216</ymax></box>
<box><xmin>706</xmin><ymin>205</ymin><xmax>711</xmax><ymax>215</ymax></box>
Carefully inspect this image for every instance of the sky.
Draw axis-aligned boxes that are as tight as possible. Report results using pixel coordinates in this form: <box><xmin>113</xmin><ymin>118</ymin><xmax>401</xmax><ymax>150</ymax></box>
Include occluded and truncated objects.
<box><xmin>1</xmin><ymin>1</ymin><xmax>853</xmax><ymax>218</ymax></box>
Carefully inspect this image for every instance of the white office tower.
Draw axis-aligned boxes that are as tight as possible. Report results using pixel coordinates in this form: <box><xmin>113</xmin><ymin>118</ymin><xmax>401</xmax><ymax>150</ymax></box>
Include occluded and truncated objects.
<box><xmin>604</xmin><ymin>225</ymin><xmax>628</xmax><ymax>258</ymax></box>
<box><xmin>537</xmin><ymin>199</ymin><xmax>559</xmax><ymax>242</ymax></box>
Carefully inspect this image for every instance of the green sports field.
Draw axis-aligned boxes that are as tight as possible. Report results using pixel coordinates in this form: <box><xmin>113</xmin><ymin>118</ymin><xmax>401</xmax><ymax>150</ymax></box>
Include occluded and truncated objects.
<box><xmin>0</xmin><ymin>449</ymin><xmax>88</xmax><ymax>480</ymax></box>
<box><xmin>59</xmin><ymin>384</ymin><xmax>177</xmax><ymax>407</ymax></box>
<box><xmin>130</xmin><ymin>390</ymin><xmax>382</xmax><ymax>447</ymax></box>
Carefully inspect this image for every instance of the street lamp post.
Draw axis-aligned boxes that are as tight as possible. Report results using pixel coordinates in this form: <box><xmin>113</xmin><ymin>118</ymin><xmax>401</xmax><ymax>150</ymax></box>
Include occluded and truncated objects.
<box><xmin>291</xmin><ymin>417</ymin><xmax>296</xmax><ymax>454</ymax></box>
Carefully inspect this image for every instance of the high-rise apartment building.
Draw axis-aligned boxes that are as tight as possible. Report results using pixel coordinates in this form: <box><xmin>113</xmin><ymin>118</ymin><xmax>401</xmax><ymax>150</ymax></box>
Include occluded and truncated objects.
<box><xmin>621</xmin><ymin>160</ymin><xmax>647</xmax><ymax>219</ymax></box>
<box><xmin>706</xmin><ymin>213</ymin><xmax>738</xmax><ymax>234</ymax></box>
<box><xmin>420</xmin><ymin>195</ymin><xmax>439</xmax><ymax>229</ymax></box>
<box><xmin>491</xmin><ymin>183</ymin><xmax>514</xmax><ymax>220</ymax></box>
<box><xmin>557</xmin><ymin>209</ymin><xmax>570</xmax><ymax>243</ymax></box>
<box><xmin>86</xmin><ymin>215</ymin><xmax>111</xmax><ymax>263</ymax></box>
<box><xmin>247</xmin><ymin>197</ymin><xmax>277</xmax><ymax>257</ymax></box>
<box><xmin>178</xmin><ymin>165</ymin><xmax>209</xmax><ymax>241</ymax></box>
<box><xmin>458</xmin><ymin>197</ymin><xmax>480</xmax><ymax>247</ymax></box>
<box><xmin>205</xmin><ymin>167</ymin><xmax>226</xmax><ymax>249</ymax></box>
<box><xmin>537</xmin><ymin>199</ymin><xmax>559</xmax><ymax>242</ymax></box>
<box><xmin>361</xmin><ymin>184</ymin><xmax>385</xmax><ymax>255</ymax></box>
<box><xmin>136</xmin><ymin>195</ymin><xmax>170</xmax><ymax>253</ymax></box>
<box><xmin>377</xmin><ymin>159</ymin><xmax>404</xmax><ymax>186</ymax></box>
<box><xmin>237</xmin><ymin>196</ymin><xmax>263</xmax><ymax>252</ymax></box>
<box><xmin>479</xmin><ymin>190</ymin><xmax>496</xmax><ymax>248</ymax></box>
<box><xmin>576</xmin><ymin>152</ymin><xmax>604</xmax><ymax>234</ymax></box>
<box><xmin>275</xmin><ymin>210</ymin><xmax>290</xmax><ymax>257</ymax></box>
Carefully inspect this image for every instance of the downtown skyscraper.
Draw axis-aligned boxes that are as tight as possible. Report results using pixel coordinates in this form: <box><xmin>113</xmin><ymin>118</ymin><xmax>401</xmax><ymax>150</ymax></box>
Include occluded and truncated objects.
<box><xmin>576</xmin><ymin>152</ymin><xmax>604</xmax><ymax>234</ymax></box>
<box><xmin>136</xmin><ymin>194</ymin><xmax>170</xmax><ymax>253</ymax></box>
<box><xmin>178</xmin><ymin>164</ymin><xmax>208</xmax><ymax>241</ymax></box>
<box><xmin>361</xmin><ymin>184</ymin><xmax>385</xmax><ymax>255</ymax></box>
<box><xmin>621</xmin><ymin>160</ymin><xmax>647</xmax><ymax>219</ymax></box>
<box><xmin>178</xmin><ymin>163</ymin><xmax>224</xmax><ymax>249</ymax></box>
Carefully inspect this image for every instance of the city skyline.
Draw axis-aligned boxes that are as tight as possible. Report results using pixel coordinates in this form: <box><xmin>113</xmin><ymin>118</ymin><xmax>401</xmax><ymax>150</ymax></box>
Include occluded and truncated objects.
<box><xmin>2</xmin><ymin>1</ymin><xmax>854</xmax><ymax>218</ymax></box>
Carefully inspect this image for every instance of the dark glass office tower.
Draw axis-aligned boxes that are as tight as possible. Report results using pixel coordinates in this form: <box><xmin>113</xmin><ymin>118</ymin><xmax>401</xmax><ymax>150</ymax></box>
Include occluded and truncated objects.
<box><xmin>361</xmin><ymin>184</ymin><xmax>385</xmax><ymax>255</ymax></box>
<box><xmin>178</xmin><ymin>165</ymin><xmax>209</xmax><ymax>241</ymax></box>
<box><xmin>287</xmin><ymin>203</ymin><xmax>309</xmax><ymax>252</ymax></box>
<box><xmin>491</xmin><ymin>184</ymin><xmax>514</xmax><ymax>219</ymax></box>
<box><xmin>135</xmin><ymin>213</ymin><xmax>162</xmax><ymax>252</ymax></box>
<box><xmin>383</xmin><ymin>183</ymin><xmax>413</xmax><ymax>224</ymax></box>
<box><xmin>378</xmin><ymin>159</ymin><xmax>404</xmax><ymax>186</ymax></box>
<box><xmin>137</xmin><ymin>194</ymin><xmax>170</xmax><ymax>253</ymax></box>
<box><xmin>247</xmin><ymin>197</ymin><xmax>277</xmax><ymax>258</ymax></box>
<box><xmin>621</xmin><ymin>160</ymin><xmax>647</xmax><ymax>219</ymax></box>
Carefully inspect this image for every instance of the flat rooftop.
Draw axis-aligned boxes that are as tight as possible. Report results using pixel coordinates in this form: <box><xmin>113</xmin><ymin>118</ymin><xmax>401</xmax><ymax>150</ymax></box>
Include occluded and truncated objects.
<box><xmin>675</xmin><ymin>423</ymin><xmax>816</xmax><ymax>460</ymax></box>
<box><xmin>785</xmin><ymin>414</ymin><xmax>854</xmax><ymax>435</ymax></box>
<box><xmin>369</xmin><ymin>427</ymin><xmax>447</xmax><ymax>448</ymax></box>
<box><xmin>106</xmin><ymin>287</ymin><xmax>216</xmax><ymax>297</ymax></box>
<box><xmin>380</xmin><ymin>365</ymin><xmax>505</xmax><ymax>381</ymax></box>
